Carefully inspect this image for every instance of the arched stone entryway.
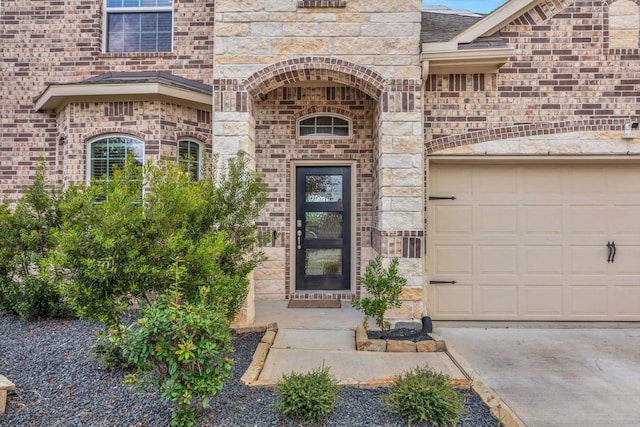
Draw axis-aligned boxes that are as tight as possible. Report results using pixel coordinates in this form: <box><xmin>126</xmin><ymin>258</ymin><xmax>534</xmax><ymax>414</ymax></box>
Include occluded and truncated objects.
<box><xmin>215</xmin><ymin>57</ymin><xmax>424</xmax><ymax>325</ymax></box>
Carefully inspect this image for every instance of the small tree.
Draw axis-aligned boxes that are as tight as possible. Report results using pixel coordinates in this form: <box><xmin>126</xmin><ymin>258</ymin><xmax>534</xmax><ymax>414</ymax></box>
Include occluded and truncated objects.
<box><xmin>0</xmin><ymin>163</ymin><xmax>70</xmax><ymax>320</ymax></box>
<box><xmin>351</xmin><ymin>256</ymin><xmax>406</xmax><ymax>338</ymax></box>
<box><xmin>118</xmin><ymin>261</ymin><xmax>234</xmax><ymax>427</ymax></box>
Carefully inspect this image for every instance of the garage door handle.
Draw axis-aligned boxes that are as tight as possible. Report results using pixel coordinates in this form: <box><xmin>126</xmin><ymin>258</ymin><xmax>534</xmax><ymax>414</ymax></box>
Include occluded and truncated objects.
<box><xmin>430</xmin><ymin>280</ymin><xmax>457</xmax><ymax>285</ymax></box>
<box><xmin>607</xmin><ymin>241</ymin><xmax>617</xmax><ymax>263</ymax></box>
<box><xmin>611</xmin><ymin>241</ymin><xmax>617</xmax><ymax>263</ymax></box>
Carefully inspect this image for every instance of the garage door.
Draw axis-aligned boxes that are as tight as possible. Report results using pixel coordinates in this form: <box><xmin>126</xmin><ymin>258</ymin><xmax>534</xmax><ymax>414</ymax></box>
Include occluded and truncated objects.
<box><xmin>427</xmin><ymin>162</ymin><xmax>640</xmax><ymax>320</ymax></box>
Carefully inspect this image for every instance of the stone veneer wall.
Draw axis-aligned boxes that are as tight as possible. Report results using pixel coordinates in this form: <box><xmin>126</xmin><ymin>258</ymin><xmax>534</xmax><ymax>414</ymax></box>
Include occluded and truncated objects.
<box><xmin>0</xmin><ymin>0</ymin><xmax>214</xmax><ymax>203</ymax></box>
<box><xmin>425</xmin><ymin>0</ymin><xmax>640</xmax><ymax>153</ymax></box>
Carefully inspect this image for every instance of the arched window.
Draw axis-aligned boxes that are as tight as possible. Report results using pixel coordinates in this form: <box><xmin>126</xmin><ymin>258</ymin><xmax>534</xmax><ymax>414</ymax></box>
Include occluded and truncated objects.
<box><xmin>298</xmin><ymin>114</ymin><xmax>351</xmax><ymax>138</ymax></box>
<box><xmin>178</xmin><ymin>139</ymin><xmax>202</xmax><ymax>180</ymax></box>
<box><xmin>88</xmin><ymin>135</ymin><xmax>144</xmax><ymax>183</ymax></box>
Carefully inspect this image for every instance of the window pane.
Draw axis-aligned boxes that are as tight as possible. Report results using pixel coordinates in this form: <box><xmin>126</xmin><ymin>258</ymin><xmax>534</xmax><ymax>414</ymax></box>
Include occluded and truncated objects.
<box><xmin>305</xmin><ymin>249</ymin><xmax>342</xmax><ymax>275</ymax></box>
<box><xmin>333</xmin><ymin>127</ymin><xmax>349</xmax><ymax>136</ymax></box>
<box><xmin>317</xmin><ymin>116</ymin><xmax>332</xmax><ymax>126</ymax></box>
<box><xmin>106</xmin><ymin>11</ymin><xmax>171</xmax><ymax>53</ymax></box>
<box><xmin>107</xmin><ymin>0</ymin><xmax>124</xmax><ymax>7</ymax></box>
<box><xmin>305</xmin><ymin>175</ymin><xmax>343</xmax><ymax>202</ymax></box>
<box><xmin>90</xmin><ymin>137</ymin><xmax>143</xmax><ymax>181</ymax></box>
<box><xmin>305</xmin><ymin>212</ymin><xmax>343</xmax><ymax>239</ymax></box>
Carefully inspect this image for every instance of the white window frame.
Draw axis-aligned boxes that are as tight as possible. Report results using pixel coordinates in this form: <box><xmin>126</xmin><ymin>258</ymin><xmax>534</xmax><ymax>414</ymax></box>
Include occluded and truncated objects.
<box><xmin>177</xmin><ymin>138</ymin><xmax>203</xmax><ymax>181</ymax></box>
<box><xmin>297</xmin><ymin>113</ymin><xmax>351</xmax><ymax>139</ymax></box>
<box><xmin>103</xmin><ymin>0</ymin><xmax>173</xmax><ymax>53</ymax></box>
<box><xmin>87</xmin><ymin>135</ymin><xmax>145</xmax><ymax>184</ymax></box>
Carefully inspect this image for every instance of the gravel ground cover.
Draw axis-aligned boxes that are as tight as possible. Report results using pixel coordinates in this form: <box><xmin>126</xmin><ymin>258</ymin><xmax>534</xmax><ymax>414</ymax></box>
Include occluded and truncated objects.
<box><xmin>0</xmin><ymin>315</ymin><xmax>498</xmax><ymax>426</ymax></box>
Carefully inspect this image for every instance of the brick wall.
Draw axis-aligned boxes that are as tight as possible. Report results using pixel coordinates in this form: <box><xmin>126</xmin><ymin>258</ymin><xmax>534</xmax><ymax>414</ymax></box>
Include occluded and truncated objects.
<box><xmin>425</xmin><ymin>0</ymin><xmax>640</xmax><ymax>152</ymax></box>
<box><xmin>253</xmin><ymin>86</ymin><xmax>375</xmax><ymax>299</ymax></box>
<box><xmin>0</xmin><ymin>0</ymin><xmax>214</xmax><ymax>204</ymax></box>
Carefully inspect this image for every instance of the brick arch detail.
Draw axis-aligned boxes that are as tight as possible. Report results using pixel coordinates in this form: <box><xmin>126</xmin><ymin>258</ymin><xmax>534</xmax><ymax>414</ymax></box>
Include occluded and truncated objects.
<box><xmin>175</xmin><ymin>131</ymin><xmax>210</xmax><ymax>145</ymax></box>
<box><xmin>84</xmin><ymin>128</ymin><xmax>148</xmax><ymax>143</ymax></box>
<box><xmin>292</xmin><ymin>105</ymin><xmax>354</xmax><ymax>121</ymax></box>
<box><xmin>427</xmin><ymin>118</ymin><xmax>629</xmax><ymax>154</ymax></box>
<box><xmin>245</xmin><ymin>57</ymin><xmax>386</xmax><ymax>100</ymax></box>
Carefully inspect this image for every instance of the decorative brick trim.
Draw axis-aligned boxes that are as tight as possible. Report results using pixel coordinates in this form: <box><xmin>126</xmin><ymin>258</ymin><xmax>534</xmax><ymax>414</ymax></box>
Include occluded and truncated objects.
<box><xmin>382</xmin><ymin>79</ymin><xmax>422</xmax><ymax>113</ymax></box>
<box><xmin>213</xmin><ymin>79</ymin><xmax>249</xmax><ymax>113</ymax></box>
<box><xmin>427</xmin><ymin>118</ymin><xmax>632</xmax><ymax>154</ymax></box>
<box><xmin>175</xmin><ymin>131</ymin><xmax>210</xmax><ymax>145</ymax></box>
<box><xmin>297</xmin><ymin>0</ymin><xmax>346</xmax><ymax>7</ymax></box>
<box><xmin>372</xmin><ymin>229</ymin><xmax>423</xmax><ymax>258</ymax></box>
<box><xmin>83</xmin><ymin>127</ymin><xmax>148</xmax><ymax>142</ymax></box>
<box><xmin>244</xmin><ymin>57</ymin><xmax>386</xmax><ymax>101</ymax></box>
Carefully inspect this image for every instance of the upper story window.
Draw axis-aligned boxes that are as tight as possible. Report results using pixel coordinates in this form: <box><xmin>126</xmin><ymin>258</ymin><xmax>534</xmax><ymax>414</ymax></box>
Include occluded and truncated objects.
<box><xmin>298</xmin><ymin>114</ymin><xmax>351</xmax><ymax>138</ymax></box>
<box><xmin>105</xmin><ymin>0</ymin><xmax>173</xmax><ymax>53</ymax></box>
<box><xmin>89</xmin><ymin>135</ymin><xmax>144</xmax><ymax>183</ymax></box>
<box><xmin>178</xmin><ymin>139</ymin><xmax>202</xmax><ymax>180</ymax></box>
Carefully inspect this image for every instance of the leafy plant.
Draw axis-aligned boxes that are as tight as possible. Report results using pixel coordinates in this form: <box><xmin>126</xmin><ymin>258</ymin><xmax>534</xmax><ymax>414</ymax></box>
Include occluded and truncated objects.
<box><xmin>351</xmin><ymin>256</ymin><xmax>406</xmax><ymax>338</ymax></box>
<box><xmin>275</xmin><ymin>363</ymin><xmax>340</xmax><ymax>423</ymax></box>
<box><xmin>117</xmin><ymin>262</ymin><xmax>234</xmax><ymax>427</ymax></box>
<box><xmin>54</xmin><ymin>152</ymin><xmax>267</xmax><ymax>327</ymax></box>
<box><xmin>383</xmin><ymin>365</ymin><xmax>466</xmax><ymax>426</ymax></box>
<box><xmin>0</xmin><ymin>162</ymin><xmax>71</xmax><ymax>320</ymax></box>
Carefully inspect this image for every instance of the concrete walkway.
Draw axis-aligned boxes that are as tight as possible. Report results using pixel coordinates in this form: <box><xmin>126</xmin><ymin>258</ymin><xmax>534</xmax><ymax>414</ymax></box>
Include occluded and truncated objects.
<box><xmin>435</xmin><ymin>323</ymin><xmax>640</xmax><ymax>427</ymax></box>
<box><xmin>251</xmin><ymin>301</ymin><xmax>467</xmax><ymax>387</ymax></box>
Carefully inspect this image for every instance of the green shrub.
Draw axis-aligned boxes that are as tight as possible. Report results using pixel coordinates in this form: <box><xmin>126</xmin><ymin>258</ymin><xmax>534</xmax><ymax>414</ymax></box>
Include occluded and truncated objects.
<box><xmin>117</xmin><ymin>277</ymin><xmax>234</xmax><ymax>427</ymax></box>
<box><xmin>54</xmin><ymin>152</ymin><xmax>267</xmax><ymax>328</ymax></box>
<box><xmin>351</xmin><ymin>256</ymin><xmax>406</xmax><ymax>338</ymax></box>
<box><xmin>275</xmin><ymin>364</ymin><xmax>340</xmax><ymax>423</ymax></box>
<box><xmin>383</xmin><ymin>365</ymin><xmax>465</xmax><ymax>427</ymax></box>
<box><xmin>0</xmin><ymin>163</ymin><xmax>70</xmax><ymax>320</ymax></box>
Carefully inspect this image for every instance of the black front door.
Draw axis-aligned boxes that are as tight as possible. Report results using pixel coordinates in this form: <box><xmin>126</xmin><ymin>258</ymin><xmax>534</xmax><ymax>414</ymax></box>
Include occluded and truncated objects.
<box><xmin>295</xmin><ymin>166</ymin><xmax>351</xmax><ymax>291</ymax></box>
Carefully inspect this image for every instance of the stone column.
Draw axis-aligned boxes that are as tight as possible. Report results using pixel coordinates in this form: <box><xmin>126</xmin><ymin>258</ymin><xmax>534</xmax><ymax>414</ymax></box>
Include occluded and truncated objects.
<box><xmin>213</xmin><ymin>80</ymin><xmax>258</xmax><ymax>326</ymax></box>
<box><xmin>374</xmin><ymin>80</ymin><xmax>425</xmax><ymax>323</ymax></box>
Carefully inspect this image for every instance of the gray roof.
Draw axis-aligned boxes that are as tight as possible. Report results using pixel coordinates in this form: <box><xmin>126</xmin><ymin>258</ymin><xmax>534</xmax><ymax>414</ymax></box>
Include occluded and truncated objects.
<box><xmin>82</xmin><ymin>71</ymin><xmax>212</xmax><ymax>95</ymax></box>
<box><xmin>421</xmin><ymin>10</ymin><xmax>508</xmax><ymax>50</ymax></box>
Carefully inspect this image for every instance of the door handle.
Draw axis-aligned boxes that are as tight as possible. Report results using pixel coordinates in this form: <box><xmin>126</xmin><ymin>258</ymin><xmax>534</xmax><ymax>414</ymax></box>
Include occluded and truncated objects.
<box><xmin>611</xmin><ymin>241</ymin><xmax>617</xmax><ymax>263</ymax></box>
<box><xmin>296</xmin><ymin>230</ymin><xmax>302</xmax><ymax>250</ymax></box>
<box><xmin>607</xmin><ymin>241</ymin><xmax>612</xmax><ymax>263</ymax></box>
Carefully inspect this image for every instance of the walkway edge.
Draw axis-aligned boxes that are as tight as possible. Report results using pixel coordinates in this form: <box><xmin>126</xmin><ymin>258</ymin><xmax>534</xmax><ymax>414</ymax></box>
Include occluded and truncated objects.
<box><xmin>446</xmin><ymin>346</ymin><xmax>526</xmax><ymax>427</ymax></box>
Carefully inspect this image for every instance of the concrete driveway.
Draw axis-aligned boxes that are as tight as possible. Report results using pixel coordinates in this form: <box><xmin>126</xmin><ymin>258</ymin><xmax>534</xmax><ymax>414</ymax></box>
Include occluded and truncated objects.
<box><xmin>435</xmin><ymin>323</ymin><xmax>640</xmax><ymax>427</ymax></box>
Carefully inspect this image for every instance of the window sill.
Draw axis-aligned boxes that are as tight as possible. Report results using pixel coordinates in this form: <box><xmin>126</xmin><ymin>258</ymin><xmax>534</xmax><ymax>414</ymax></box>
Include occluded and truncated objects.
<box><xmin>100</xmin><ymin>52</ymin><xmax>175</xmax><ymax>59</ymax></box>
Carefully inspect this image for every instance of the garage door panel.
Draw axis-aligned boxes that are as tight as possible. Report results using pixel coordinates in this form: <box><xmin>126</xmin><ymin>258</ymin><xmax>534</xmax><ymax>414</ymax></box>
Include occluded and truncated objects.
<box><xmin>475</xmin><ymin>167</ymin><xmax>517</xmax><ymax>197</ymax></box>
<box><xmin>431</xmin><ymin>166</ymin><xmax>472</xmax><ymax>196</ymax></box>
<box><xmin>565</xmin><ymin>205</ymin><xmax>609</xmax><ymax>236</ymax></box>
<box><xmin>433</xmin><ymin>205</ymin><xmax>473</xmax><ymax>236</ymax></box>
<box><xmin>478</xmin><ymin>285</ymin><xmax>518</xmax><ymax>316</ymax></box>
<box><xmin>568</xmin><ymin>286</ymin><xmax>608</xmax><ymax>316</ymax></box>
<box><xmin>524</xmin><ymin>285</ymin><xmax>563</xmax><ymax>316</ymax></box>
<box><xmin>524</xmin><ymin>245</ymin><xmax>563</xmax><ymax>274</ymax></box>
<box><xmin>565</xmin><ymin>168</ymin><xmax>607</xmax><ymax>194</ymax></box>
<box><xmin>428</xmin><ymin>285</ymin><xmax>473</xmax><ymax>317</ymax></box>
<box><xmin>523</xmin><ymin>205</ymin><xmax>563</xmax><ymax>236</ymax></box>
<box><xmin>477</xmin><ymin>205</ymin><xmax>517</xmax><ymax>235</ymax></box>
<box><xmin>613</xmin><ymin>285</ymin><xmax>640</xmax><ymax>315</ymax></box>
<box><xmin>521</xmin><ymin>167</ymin><xmax>564</xmax><ymax>197</ymax></box>
<box><xmin>567</xmin><ymin>245</ymin><xmax>609</xmax><ymax>275</ymax></box>
<box><xmin>432</xmin><ymin>245</ymin><xmax>473</xmax><ymax>275</ymax></box>
<box><xmin>610</xmin><ymin>205</ymin><xmax>640</xmax><ymax>236</ymax></box>
<box><xmin>478</xmin><ymin>245</ymin><xmax>518</xmax><ymax>275</ymax></box>
<box><xmin>611</xmin><ymin>245</ymin><xmax>640</xmax><ymax>275</ymax></box>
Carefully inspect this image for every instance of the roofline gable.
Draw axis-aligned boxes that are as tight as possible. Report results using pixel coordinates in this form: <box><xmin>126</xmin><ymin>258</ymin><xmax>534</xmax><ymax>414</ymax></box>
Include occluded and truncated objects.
<box><xmin>451</xmin><ymin>0</ymin><xmax>543</xmax><ymax>43</ymax></box>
